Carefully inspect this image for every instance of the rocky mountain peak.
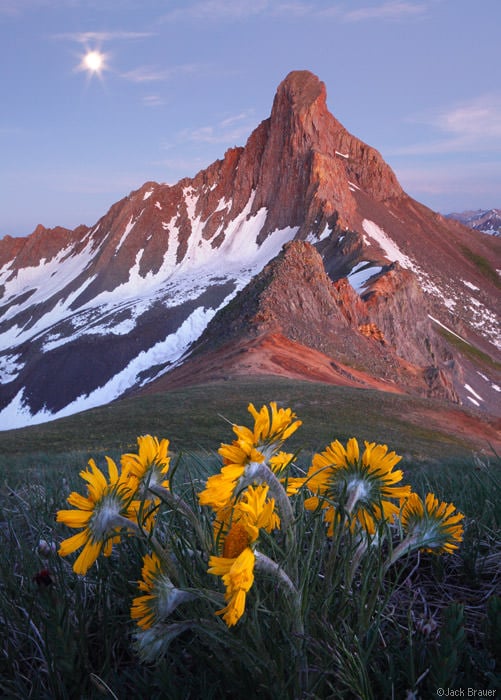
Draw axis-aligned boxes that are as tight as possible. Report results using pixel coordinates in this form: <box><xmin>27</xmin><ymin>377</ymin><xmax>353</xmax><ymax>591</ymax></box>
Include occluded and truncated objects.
<box><xmin>0</xmin><ymin>70</ymin><xmax>499</xmax><ymax>431</ymax></box>
<box><xmin>250</xmin><ymin>69</ymin><xmax>404</xmax><ymax>239</ymax></box>
<box><xmin>271</xmin><ymin>70</ymin><xmax>328</xmax><ymax>118</ymax></box>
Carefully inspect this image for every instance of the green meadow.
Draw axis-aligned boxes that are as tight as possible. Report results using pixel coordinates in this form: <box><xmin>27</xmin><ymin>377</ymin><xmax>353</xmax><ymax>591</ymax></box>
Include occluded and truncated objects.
<box><xmin>1</xmin><ymin>379</ymin><xmax>499</xmax><ymax>698</ymax></box>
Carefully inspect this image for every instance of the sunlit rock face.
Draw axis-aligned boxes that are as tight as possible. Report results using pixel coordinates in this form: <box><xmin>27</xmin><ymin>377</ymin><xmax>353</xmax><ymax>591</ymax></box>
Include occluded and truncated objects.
<box><xmin>0</xmin><ymin>70</ymin><xmax>500</xmax><ymax>428</ymax></box>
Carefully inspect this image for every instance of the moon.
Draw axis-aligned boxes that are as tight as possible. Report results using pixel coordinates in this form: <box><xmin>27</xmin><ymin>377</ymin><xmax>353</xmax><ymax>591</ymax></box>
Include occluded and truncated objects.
<box><xmin>79</xmin><ymin>49</ymin><xmax>107</xmax><ymax>76</ymax></box>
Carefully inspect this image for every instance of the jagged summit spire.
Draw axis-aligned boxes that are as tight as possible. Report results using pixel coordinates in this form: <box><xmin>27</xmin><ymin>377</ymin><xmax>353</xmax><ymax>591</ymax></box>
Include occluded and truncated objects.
<box><xmin>273</xmin><ymin>70</ymin><xmax>327</xmax><ymax>114</ymax></box>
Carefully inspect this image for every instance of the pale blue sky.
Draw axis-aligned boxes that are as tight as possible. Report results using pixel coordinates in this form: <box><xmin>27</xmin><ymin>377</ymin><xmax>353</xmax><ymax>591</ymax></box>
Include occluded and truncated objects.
<box><xmin>1</xmin><ymin>0</ymin><xmax>500</xmax><ymax>238</ymax></box>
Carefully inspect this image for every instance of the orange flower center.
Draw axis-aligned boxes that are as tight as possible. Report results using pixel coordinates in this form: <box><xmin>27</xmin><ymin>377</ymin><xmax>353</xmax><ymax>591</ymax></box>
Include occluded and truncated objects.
<box><xmin>223</xmin><ymin>522</ymin><xmax>251</xmax><ymax>558</ymax></box>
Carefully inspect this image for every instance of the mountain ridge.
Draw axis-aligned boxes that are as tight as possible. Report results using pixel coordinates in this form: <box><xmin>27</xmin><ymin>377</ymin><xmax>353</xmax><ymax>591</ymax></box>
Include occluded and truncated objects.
<box><xmin>172</xmin><ymin>240</ymin><xmax>460</xmax><ymax>400</ymax></box>
<box><xmin>446</xmin><ymin>208</ymin><xmax>501</xmax><ymax>237</ymax></box>
<box><xmin>0</xmin><ymin>70</ymin><xmax>499</xmax><ymax>430</ymax></box>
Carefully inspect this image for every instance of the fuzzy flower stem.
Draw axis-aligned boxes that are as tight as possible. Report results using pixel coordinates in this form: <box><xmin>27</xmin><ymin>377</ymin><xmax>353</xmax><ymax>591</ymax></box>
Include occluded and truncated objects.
<box><xmin>347</xmin><ymin>537</ymin><xmax>369</xmax><ymax>588</ymax></box>
<box><xmin>385</xmin><ymin>533</ymin><xmax>422</xmax><ymax>571</ymax></box>
<box><xmin>244</xmin><ymin>463</ymin><xmax>295</xmax><ymax>531</ymax></box>
<box><xmin>148</xmin><ymin>533</ymin><xmax>180</xmax><ymax>584</ymax></box>
<box><xmin>345</xmin><ymin>481</ymin><xmax>366</xmax><ymax>515</ymax></box>
<box><xmin>255</xmin><ymin>551</ymin><xmax>307</xmax><ymax>691</ymax></box>
<box><xmin>254</xmin><ymin>551</ymin><xmax>303</xmax><ymax>636</ymax></box>
<box><xmin>242</xmin><ymin>462</ymin><xmax>297</xmax><ymax>579</ymax></box>
<box><xmin>112</xmin><ymin>514</ymin><xmax>143</xmax><ymax>537</ymax></box>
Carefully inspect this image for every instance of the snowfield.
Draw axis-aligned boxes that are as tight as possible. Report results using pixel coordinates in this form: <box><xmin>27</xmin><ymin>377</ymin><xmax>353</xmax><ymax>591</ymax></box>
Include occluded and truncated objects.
<box><xmin>0</xmin><ymin>189</ymin><xmax>300</xmax><ymax>429</ymax></box>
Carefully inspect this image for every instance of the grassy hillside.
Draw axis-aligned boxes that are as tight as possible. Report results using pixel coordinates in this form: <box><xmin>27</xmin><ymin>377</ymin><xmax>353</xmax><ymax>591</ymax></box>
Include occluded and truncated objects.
<box><xmin>0</xmin><ymin>378</ymin><xmax>492</xmax><ymax>476</ymax></box>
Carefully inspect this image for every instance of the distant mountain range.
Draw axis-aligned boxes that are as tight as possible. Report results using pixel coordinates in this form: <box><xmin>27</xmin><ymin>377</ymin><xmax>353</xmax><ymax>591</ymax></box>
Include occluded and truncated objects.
<box><xmin>446</xmin><ymin>209</ymin><xmax>501</xmax><ymax>236</ymax></box>
<box><xmin>0</xmin><ymin>70</ymin><xmax>500</xmax><ymax>434</ymax></box>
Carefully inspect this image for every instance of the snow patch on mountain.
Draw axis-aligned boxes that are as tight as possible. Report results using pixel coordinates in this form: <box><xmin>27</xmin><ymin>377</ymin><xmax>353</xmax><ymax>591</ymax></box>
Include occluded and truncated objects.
<box><xmin>0</xmin><ymin>291</ymin><xmax>228</xmax><ymax>429</ymax></box>
<box><xmin>0</xmin><ymin>241</ymin><xmax>96</xmax><ymax>320</ymax></box>
<box><xmin>0</xmin><ymin>353</ymin><xmax>24</xmax><ymax>383</ymax></box>
<box><xmin>362</xmin><ymin>220</ymin><xmax>455</xmax><ymax>304</ymax></box>
<box><xmin>0</xmin><ymin>186</ymin><xmax>300</xmax><ymax>428</ymax></box>
<box><xmin>348</xmin><ymin>261</ymin><xmax>383</xmax><ymax>292</ymax></box>
<box><xmin>428</xmin><ymin>315</ymin><xmax>469</xmax><ymax>344</ymax></box>
<box><xmin>468</xmin><ymin>302</ymin><xmax>500</xmax><ymax>349</ymax></box>
<box><xmin>0</xmin><ymin>390</ymin><xmax>54</xmax><ymax>429</ymax></box>
<box><xmin>465</xmin><ymin>381</ymin><xmax>486</xmax><ymax>407</ymax></box>
<box><xmin>463</xmin><ymin>280</ymin><xmax>479</xmax><ymax>291</ymax></box>
<box><xmin>362</xmin><ymin>219</ymin><xmax>417</xmax><ymax>271</ymax></box>
<box><xmin>363</xmin><ymin>220</ymin><xmax>500</xmax><ymax>350</ymax></box>
<box><xmin>116</xmin><ymin>215</ymin><xmax>136</xmax><ymax>251</ymax></box>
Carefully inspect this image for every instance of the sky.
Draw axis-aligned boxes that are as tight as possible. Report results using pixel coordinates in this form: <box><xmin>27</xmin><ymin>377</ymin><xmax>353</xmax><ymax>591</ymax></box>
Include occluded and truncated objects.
<box><xmin>1</xmin><ymin>0</ymin><xmax>500</xmax><ymax>239</ymax></box>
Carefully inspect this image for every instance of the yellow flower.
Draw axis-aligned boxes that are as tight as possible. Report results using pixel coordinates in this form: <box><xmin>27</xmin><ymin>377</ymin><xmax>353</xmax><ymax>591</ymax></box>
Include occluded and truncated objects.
<box><xmin>120</xmin><ymin>435</ymin><xmax>171</xmax><ymax>530</ymax></box>
<box><xmin>199</xmin><ymin>441</ymin><xmax>262</xmax><ymax>511</ymax></box>
<box><xmin>131</xmin><ymin>552</ymin><xmax>170</xmax><ymax>629</ymax></box>
<box><xmin>199</xmin><ymin>402</ymin><xmax>301</xmax><ymax>510</ymax></box>
<box><xmin>57</xmin><ymin>457</ymin><xmax>138</xmax><ymax>574</ymax></box>
<box><xmin>214</xmin><ymin>483</ymin><xmax>280</xmax><ymax>547</ymax></box>
<box><xmin>208</xmin><ymin>546</ymin><xmax>256</xmax><ymax>628</ymax></box>
<box><xmin>208</xmin><ymin>484</ymin><xmax>278</xmax><ymax>627</ymax></box>
<box><xmin>121</xmin><ymin>435</ymin><xmax>170</xmax><ymax>493</ymax></box>
<box><xmin>246</xmin><ymin>402</ymin><xmax>302</xmax><ymax>451</ymax></box>
<box><xmin>270</xmin><ymin>451</ymin><xmax>295</xmax><ymax>473</ymax></box>
<box><xmin>131</xmin><ymin>552</ymin><xmax>193</xmax><ymax>629</ymax></box>
<box><xmin>303</xmin><ymin>438</ymin><xmax>411</xmax><ymax>535</ymax></box>
<box><xmin>400</xmin><ymin>492</ymin><xmax>464</xmax><ymax>554</ymax></box>
<box><xmin>233</xmin><ymin>482</ymin><xmax>280</xmax><ymax>540</ymax></box>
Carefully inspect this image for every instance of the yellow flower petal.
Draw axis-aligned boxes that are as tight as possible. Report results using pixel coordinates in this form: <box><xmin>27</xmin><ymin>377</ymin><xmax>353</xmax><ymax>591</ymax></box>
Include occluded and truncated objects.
<box><xmin>73</xmin><ymin>539</ymin><xmax>102</xmax><ymax>575</ymax></box>
<box><xmin>58</xmin><ymin>529</ymin><xmax>89</xmax><ymax>556</ymax></box>
<box><xmin>208</xmin><ymin>555</ymin><xmax>235</xmax><ymax>577</ymax></box>
<box><xmin>66</xmin><ymin>492</ymin><xmax>93</xmax><ymax>510</ymax></box>
<box><xmin>56</xmin><ymin>509</ymin><xmax>92</xmax><ymax>528</ymax></box>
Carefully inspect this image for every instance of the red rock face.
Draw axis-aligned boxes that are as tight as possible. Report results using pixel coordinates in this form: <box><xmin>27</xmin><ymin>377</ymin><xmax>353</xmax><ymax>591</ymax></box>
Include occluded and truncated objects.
<box><xmin>182</xmin><ymin>241</ymin><xmax>461</xmax><ymax>402</ymax></box>
<box><xmin>0</xmin><ymin>224</ymin><xmax>90</xmax><ymax>274</ymax></box>
<box><xmin>245</xmin><ymin>70</ymin><xmax>403</xmax><ymax>237</ymax></box>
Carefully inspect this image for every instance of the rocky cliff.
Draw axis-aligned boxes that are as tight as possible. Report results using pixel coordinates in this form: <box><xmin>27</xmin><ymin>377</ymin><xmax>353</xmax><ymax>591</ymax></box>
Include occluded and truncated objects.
<box><xmin>168</xmin><ymin>240</ymin><xmax>461</xmax><ymax>402</ymax></box>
